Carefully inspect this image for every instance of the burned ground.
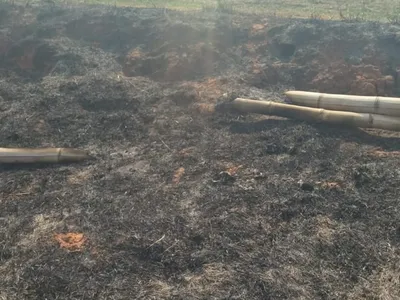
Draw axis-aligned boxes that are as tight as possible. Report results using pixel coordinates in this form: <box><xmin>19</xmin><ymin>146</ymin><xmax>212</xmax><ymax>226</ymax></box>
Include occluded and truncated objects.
<box><xmin>1</xmin><ymin>2</ymin><xmax>400</xmax><ymax>300</ymax></box>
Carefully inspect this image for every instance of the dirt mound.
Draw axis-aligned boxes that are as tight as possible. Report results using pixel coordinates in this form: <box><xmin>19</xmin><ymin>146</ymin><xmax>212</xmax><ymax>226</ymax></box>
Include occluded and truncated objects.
<box><xmin>1</xmin><ymin>2</ymin><xmax>400</xmax><ymax>300</ymax></box>
<box><xmin>245</xmin><ymin>20</ymin><xmax>400</xmax><ymax>96</ymax></box>
<box><xmin>122</xmin><ymin>41</ymin><xmax>221</xmax><ymax>81</ymax></box>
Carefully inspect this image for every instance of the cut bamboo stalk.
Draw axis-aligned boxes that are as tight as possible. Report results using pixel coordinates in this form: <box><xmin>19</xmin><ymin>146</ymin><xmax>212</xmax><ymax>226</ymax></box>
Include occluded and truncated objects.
<box><xmin>0</xmin><ymin>148</ymin><xmax>91</xmax><ymax>164</ymax></box>
<box><xmin>285</xmin><ymin>91</ymin><xmax>400</xmax><ymax>117</ymax></box>
<box><xmin>231</xmin><ymin>98</ymin><xmax>400</xmax><ymax>131</ymax></box>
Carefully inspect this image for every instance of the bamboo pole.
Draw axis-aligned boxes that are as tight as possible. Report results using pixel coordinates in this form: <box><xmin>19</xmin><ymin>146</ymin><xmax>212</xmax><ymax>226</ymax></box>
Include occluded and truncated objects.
<box><xmin>285</xmin><ymin>91</ymin><xmax>400</xmax><ymax>117</ymax></box>
<box><xmin>231</xmin><ymin>98</ymin><xmax>400</xmax><ymax>131</ymax></box>
<box><xmin>0</xmin><ymin>147</ymin><xmax>91</xmax><ymax>164</ymax></box>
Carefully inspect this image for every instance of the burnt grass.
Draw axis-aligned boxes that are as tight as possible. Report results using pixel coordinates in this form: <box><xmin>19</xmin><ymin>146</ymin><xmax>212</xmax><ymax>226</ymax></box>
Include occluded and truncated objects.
<box><xmin>1</xmin><ymin>2</ymin><xmax>400</xmax><ymax>300</ymax></box>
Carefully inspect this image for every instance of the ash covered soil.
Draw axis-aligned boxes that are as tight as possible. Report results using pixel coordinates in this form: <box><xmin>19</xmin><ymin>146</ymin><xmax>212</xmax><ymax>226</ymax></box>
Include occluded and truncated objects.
<box><xmin>1</xmin><ymin>2</ymin><xmax>400</xmax><ymax>299</ymax></box>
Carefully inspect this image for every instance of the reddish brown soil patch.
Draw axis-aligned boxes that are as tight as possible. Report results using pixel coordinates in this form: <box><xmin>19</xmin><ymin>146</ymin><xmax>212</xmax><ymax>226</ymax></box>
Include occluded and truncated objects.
<box><xmin>54</xmin><ymin>232</ymin><xmax>87</xmax><ymax>252</ymax></box>
<box><xmin>245</xmin><ymin>20</ymin><xmax>400</xmax><ymax>96</ymax></box>
<box><xmin>122</xmin><ymin>42</ymin><xmax>220</xmax><ymax>81</ymax></box>
<box><xmin>310</xmin><ymin>62</ymin><xmax>395</xmax><ymax>96</ymax></box>
<box><xmin>185</xmin><ymin>77</ymin><xmax>228</xmax><ymax>102</ymax></box>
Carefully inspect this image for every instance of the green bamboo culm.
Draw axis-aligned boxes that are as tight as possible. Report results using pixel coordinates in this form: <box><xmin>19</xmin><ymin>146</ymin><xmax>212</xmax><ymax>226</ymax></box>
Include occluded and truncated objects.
<box><xmin>231</xmin><ymin>98</ymin><xmax>400</xmax><ymax>132</ymax></box>
<box><xmin>285</xmin><ymin>91</ymin><xmax>400</xmax><ymax>117</ymax></box>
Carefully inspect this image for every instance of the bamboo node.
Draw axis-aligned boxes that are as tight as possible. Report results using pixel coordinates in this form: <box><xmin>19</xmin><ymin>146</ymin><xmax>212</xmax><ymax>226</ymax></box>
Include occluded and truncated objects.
<box><xmin>368</xmin><ymin>113</ymin><xmax>374</xmax><ymax>125</ymax></box>
<box><xmin>374</xmin><ymin>96</ymin><xmax>380</xmax><ymax>111</ymax></box>
<box><xmin>317</xmin><ymin>93</ymin><xmax>324</xmax><ymax>108</ymax></box>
